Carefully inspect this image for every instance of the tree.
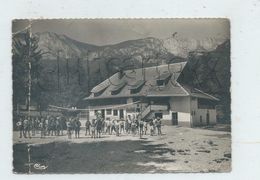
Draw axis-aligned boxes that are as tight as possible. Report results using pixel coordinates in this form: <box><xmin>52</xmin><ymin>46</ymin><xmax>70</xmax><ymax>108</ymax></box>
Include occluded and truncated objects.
<box><xmin>12</xmin><ymin>30</ymin><xmax>43</xmax><ymax>110</ymax></box>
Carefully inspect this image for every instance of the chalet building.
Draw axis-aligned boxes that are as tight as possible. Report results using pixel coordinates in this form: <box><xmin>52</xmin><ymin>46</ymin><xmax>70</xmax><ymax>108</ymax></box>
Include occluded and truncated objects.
<box><xmin>84</xmin><ymin>62</ymin><xmax>219</xmax><ymax>127</ymax></box>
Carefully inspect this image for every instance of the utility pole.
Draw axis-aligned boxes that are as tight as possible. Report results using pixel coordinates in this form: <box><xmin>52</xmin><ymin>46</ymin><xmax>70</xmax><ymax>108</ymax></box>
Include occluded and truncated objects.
<box><xmin>98</xmin><ymin>62</ymin><xmax>102</xmax><ymax>82</ymax></box>
<box><xmin>27</xmin><ymin>22</ymin><xmax>32</xmax><ymax>116</ymax></box>
<box><xmin>141</xmin><ymin>57</ymin><xmax>145</xmax><ymax>81</ymax></box>
<box><xmin>86</xmin><ymin>52</ymin><xmax>90</xmax><ymax>93</ymax></box>
<box><xmin>66</xmin><ymin>56</ymin><xmax>70</xmax><ymax>85</ymax></box>
<box><xmin>57</xmin><ymin>50</ymin><xmax>61</xmax><ymax>94</ymax></box>
<box><xmin>77</xmin><ymin>57</ymin><xmax>81</xmax><ymax>85</ymax></box>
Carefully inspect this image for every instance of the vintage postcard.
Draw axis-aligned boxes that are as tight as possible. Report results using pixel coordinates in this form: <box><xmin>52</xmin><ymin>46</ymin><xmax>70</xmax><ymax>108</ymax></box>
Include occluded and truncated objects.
<box><xmin>12</xmin><ymin>19</ymin><xmax>231</xmax><ymax>173</ymax></box>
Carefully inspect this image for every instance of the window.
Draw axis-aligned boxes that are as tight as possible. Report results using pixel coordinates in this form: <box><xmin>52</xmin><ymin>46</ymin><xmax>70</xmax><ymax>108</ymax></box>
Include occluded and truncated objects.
<box><xmin>156</xmin><ymin>73</ymin><xmax>171</xmax><ymax>86</ymax></box>
<box><xmin>155</xmin><ymin>112</ymin><xmax>163</xmax><ymax>119</ymax></box>
<box><xmin>113</xmin><ymin>109</ymin><xmax>118</xmax><ymax>116</ymax></box>
<box><xmin>198</xmin><ymin>98</ymin><xmax>216</xmax><ymax>109</ymax></box>
<box><xmin>106</xmin><ymin>109</ymin><xmax>112</xmax><ymax>115</ymax></box>
<box><xmin>157</xmin><ymin>80</ymin><xmax>165</xmax><ymax>86</ymax></box>
<box><xmin>129</xmin><ymin>80</ymin><xmax>145</xmax><ymax>94</ymax></box>
<box><xmin>111</xmin><ymin>82</ymin><xmax>126</xmax><ymax>95</ymax></box>
<box><xmin>93</xmin><ymin>85</ymin><xmax>109</xmax><ymax>97</ymax></box>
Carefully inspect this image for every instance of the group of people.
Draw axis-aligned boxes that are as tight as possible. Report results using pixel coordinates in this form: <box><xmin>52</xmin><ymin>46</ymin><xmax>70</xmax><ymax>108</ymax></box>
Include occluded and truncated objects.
<box><xmin>15</xmin><ymin>113</ymin><xmax>163</xmax><ymax>139</ymax></box>
<box><xmin>85</xmin><ymin>113</ymin><xmax>162</xmax><ymax>139</ymax></box>
<box><xmin>16</xmin><ymin>115</ymin><xmax>67</xmax><ymax>138</ymax></box>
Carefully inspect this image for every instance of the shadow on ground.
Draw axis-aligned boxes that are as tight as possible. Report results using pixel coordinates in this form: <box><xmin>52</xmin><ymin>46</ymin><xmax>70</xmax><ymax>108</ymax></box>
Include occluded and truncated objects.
<box><xmin>13</xmin><ymin>140</ymin><xmax>176</xmax><ymax>174</ymax></box>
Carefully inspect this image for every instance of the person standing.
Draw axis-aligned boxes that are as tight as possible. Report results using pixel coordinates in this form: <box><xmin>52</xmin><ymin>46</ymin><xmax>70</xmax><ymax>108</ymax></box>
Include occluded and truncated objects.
<box><xmin>39</xmin><ymin>118</ymin><xmax>45</xmax><ymax>138</ymax></box>
<box><xmin>90</xmin><ymin>119</ymin><xmax>96</xmax><ymax>138</ymax></box>
<box><xmin>120</xmin><ymin>118</ymin><xmax>124</xmax><ymax>134</ymax></box>
<box><xmin>156</xmin><ymin>117</ymin><xmax>162</xmax><ymax>135</ymax></box>
<box><xmin>106</xmin><ymin>119</ymin><xmax>111</xmax><ymax>135</ymax></box>
<box><xmin>35</xmin><ymin>116</ymin><xmax>40</xmax><ymax>135</ymax></box>
<box><xmin>23</xmin><ymin>116</ymin><xmax>31</xmax><ymax>138</ymax></box>
<box><xmin>96</xmin><ymin>116</ymin><xmax>103</xmax><ymax>138</ymax></box>
<box><xmin>127</xmin><ymin>115</ymin><xmax>132</xmax><ymax>134</ymax></box>
<box><xmin>45</xmin><ymin>117</ymin><xmax>50</xmax><ymax>136</ymax></box>
<box><xmin>139</xmin><ymin>119</ymin><xmax>144</xmax><ymax>138</ymax></box>
<box><xmin>74</xmin><ymin>117</ymin><xmax>81</xmax><ymax>138</ymax></box>
<box><xmin>50</xmin><ymin>117</ymin><xmax>55</xmax><ymax>136</ymax></box>
<box><xmin>55</xmin><ymin>117</ymin><xmax>61</xmax><ymax>136</ymax></box>
<box><xmin>153</xmin><ymin>117</ymin><xmax>157</xmax><ymax>135</ymax></box>
<box><xmin>125</xmin><ymin>117</ymin><xmax>129</xmax><ymax>134</ymax></box>
<box><xmin>111</xmin><ymin>120</ymin><xmax>116</xmax><ymax>135</ymax></box>
<box><xmin>144</xmin><ymin>120</ymin><xmax>148</xmax><ymax>135</ymax></box>
<box><xmin>16</xmin><ymin>117</ymin><xmax>24</xmax><ymax>138</ymax></box>
<box><xmin>85</xmin><ymin>119</ymin><xmax>91</xmax><ymax>136</ymax></box>
<box><xmin>115</xmin><ymin>120</ymin><xmax>120</xmax><ymax>136</ymax></box>
<box><xmin>31</xmin><ymin>117</ymin><xmax>36</xmax><ymax>136</ymax></box>
<box><xmin>66</xmin><ymin>119</ymin><xmax>72</xmax><ymax>139</ymax></box>
<box><xmin>149</xmin><ymin>119</ymin><xmax>154</xmax><ymax>136</ymax></box>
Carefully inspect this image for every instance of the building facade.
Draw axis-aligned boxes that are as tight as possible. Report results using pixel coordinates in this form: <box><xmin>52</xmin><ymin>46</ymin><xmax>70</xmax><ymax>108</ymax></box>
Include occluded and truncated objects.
<box><xmin>84</xmin><ymin>62</ymin><xmax>219</xmax><ymax>127</ymax></box>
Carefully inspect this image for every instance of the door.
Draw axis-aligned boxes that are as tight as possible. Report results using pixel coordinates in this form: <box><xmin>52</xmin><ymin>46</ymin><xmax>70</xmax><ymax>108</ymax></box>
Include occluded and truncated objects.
<box><xmin>119</xmin><ymin>109</ymin><xmax>124</xmax><ymax>119</ymax></box>
<box><xmin>172</xmin><ymin>112</ymin><xmax>178</xmax><ymax>125</ymax></box>
<box><xmin>206</xmin><ymin>112</ymin><xmax>210</xmax><ymax>125</ymax></box>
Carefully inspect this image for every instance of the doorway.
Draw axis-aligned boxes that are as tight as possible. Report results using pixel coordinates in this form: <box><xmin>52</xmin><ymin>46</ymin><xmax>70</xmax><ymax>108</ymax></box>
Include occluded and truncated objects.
<box><xmin>172</xmin><ymin>112</ymin><xmax>178</xmax><ymax>125</ymax></box>
<box><xmin>119</xmin><ymin>109</ymin><xmax>124</xmax><ymax>119</ymax></box>
<box><xmin>206</xmin><ymin>112</ymin><xmax>210</xmax><ymax>125</ymax></box>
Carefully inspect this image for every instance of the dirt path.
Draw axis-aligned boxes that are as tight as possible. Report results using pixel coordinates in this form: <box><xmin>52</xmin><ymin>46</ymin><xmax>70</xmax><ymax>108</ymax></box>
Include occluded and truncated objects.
<box><xmin>13</xmin><ymin>126</ymin><xmax>231</xmax><ymax>173</ymax></box>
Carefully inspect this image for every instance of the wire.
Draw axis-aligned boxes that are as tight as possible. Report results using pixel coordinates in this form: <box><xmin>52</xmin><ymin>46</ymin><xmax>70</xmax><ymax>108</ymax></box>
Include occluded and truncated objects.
<box><xmin>13</xmin><ymin>21</ymin><xmax>34</xmax><ymax>35</ymax></box>
<box><xmin>49</xmin><ymin>101</ymin><xmax>141</xmax><ymax>111</ymax></box>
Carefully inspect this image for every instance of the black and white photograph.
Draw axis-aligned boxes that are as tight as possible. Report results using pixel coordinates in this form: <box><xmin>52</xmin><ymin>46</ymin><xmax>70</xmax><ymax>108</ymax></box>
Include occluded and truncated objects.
<box><xmin>12</xmin><ymin>19</ymin><xmax>231</xmax><ymax>173</ymax></box>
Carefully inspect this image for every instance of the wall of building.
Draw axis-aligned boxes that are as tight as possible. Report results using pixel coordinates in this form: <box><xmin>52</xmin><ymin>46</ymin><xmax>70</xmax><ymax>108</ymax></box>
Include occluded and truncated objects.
<box><xmin>190</xmin><ymin>97</ymin><xmax>217</xmax><ymax>126</ymax></box>
<box><xmin>169</xmin><ymin>96</ymin><xmax>191</xmax><ymax>126</ymax></box>
<box><xmin>177</xmin><ymin>112</ymin><xmax>192</xmax><ymax>127</ymax></box>
<box><xmin>89</xmin><ymin>108</ymin><xmax>127</xmax><ymax>121</ymax></box>
<box><xmin>170</xmin><ymin>96</ymin><xmax>190</xmax><ymax>113</ymax></box>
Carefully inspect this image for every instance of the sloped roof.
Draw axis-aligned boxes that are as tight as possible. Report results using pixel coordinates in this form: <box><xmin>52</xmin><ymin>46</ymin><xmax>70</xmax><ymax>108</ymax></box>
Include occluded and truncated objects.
<box><xmin>85</xmin><ymin>62</ymin><xmax>188</xmax><ymax>100</ymax></box>
<box><xmin>111</xmin><ymin>81</ymin><xmax>126</xmax><ymax>92</ymax></box>
<box><xmin>128</xmin><ymin>80</ymin><xmax>145</xmax><ymax>90</ymax></box>
<box><xmin>181</xmin><ymin>84</ymin><xmax>220</xmax><ymax>101</ymax></box>
<box><xmin>84</xmin><ymin>62</ymin><xmax>219</xmax><ymax>101</ymax></box>
<box><xmin>157</xmin><ymin>72</ymin><xmax>172</xmax><ymax>81</ymax></box>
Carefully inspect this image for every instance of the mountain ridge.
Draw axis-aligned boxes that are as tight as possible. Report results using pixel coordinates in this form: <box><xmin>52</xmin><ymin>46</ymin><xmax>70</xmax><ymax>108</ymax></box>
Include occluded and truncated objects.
<box><xmin>35</xmin><ymin>32</ymin><xmax>227</xmax><ymax>61</ymax></box>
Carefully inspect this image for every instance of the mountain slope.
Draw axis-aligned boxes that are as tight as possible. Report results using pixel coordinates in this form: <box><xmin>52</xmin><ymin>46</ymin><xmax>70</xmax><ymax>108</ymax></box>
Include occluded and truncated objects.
<box><xmin>178</xmin><ymin>40</ymin><xmax>231</xmax><ymax>122</ymax></box>
<box><xmin>163</xmin><ymin>35</ymin><xmax>227</xmax><ymax>58</ymax></box>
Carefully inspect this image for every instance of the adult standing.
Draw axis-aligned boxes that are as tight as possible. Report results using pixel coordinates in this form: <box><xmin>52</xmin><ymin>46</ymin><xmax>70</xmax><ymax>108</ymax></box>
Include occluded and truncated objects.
<box><xmin>96</xmin><ymin>114</ymin><xmax>103</xmax><ymax>138</ymax></box>
<box><xmin>90</xmin><ymin>119</ymin><xmax>96</xmax><ymax>138</ymax></box>
<box><xmin>31</xmin><ymin>117</ymin><xmax>36</xmax><ymax>136</ymax></box>
<box><xmin>156</xmin><ymin>117</ymin><xmax>162</xmax><ymax>135</ymax></box>
<box><xmin>66</xmin><ymin>118</ymin><xmax>72</xmax><ymax>139</ymax></box>
<box><xmin>149</xmin><ymin>119</ymin><xmax>154</xmax><ymax>136</ymax></box>
<box><xmin>39</xmin><ymin>118</ymin><xmax>45</xmax><ymax>138</ymax></box>
<box><xmin>23</xmin><ymin>116</ymin><xmax>31</xmax><ymax>138</ymax></box>
<box><xmin>115</xmin><ymin>120</ymin><xmax>120</xmax><ymax>136</ymax></box>
<box><xmin>85</xmin><ymin>119</ymin><xmax>91</xmax><ymax>136</ymax></box>
<box><xmin>74</xmin><ymin>117</ymin><xmax>81</xmax><ymax>138</ymax></box>
<box><xmin>111</xmin><ymin>120</ymin><xmax>116</xmax><ymax>135</ymax></box>
<box><xmin>119</xmin><ymin>118</ymin><xmax>124</xmax><ymax>134</ymax></box>
<box><xmin>16</xmin><ymin>117</ymin><xmax>24</xmax><ymax>138</ymax></box>
<box><xmin>139</xmin><ymin>118</ymin><xmax>144</xmax><ymax>138</ymax></box>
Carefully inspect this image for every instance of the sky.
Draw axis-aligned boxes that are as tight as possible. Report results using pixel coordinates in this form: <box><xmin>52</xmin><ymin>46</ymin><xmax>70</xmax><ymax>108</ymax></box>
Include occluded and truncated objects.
<box><xmin>12</xmin><ymin>19</ymin><xmax>230</xmax><ymax>46</ymax></box>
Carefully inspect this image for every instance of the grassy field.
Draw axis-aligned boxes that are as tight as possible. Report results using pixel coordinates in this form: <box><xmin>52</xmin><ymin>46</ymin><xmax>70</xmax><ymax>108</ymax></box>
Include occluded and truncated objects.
<box><xmin>13</xmin><ymin>125</ymin><xmax>231</xmax><ymax>173</ymax></box>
